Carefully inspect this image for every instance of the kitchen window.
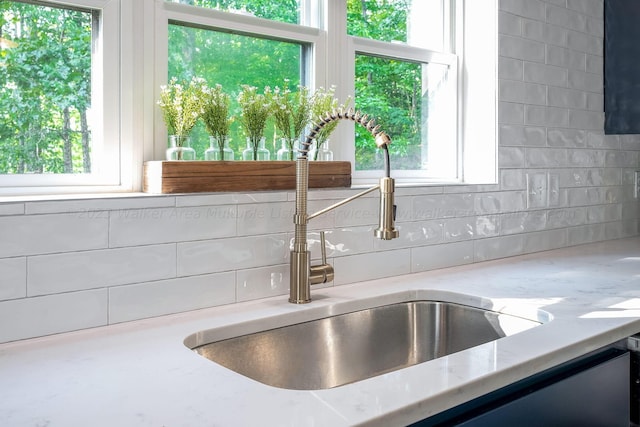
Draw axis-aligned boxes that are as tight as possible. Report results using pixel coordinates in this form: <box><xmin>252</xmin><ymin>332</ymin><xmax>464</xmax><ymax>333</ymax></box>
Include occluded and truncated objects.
<box><xmin>0</xmin><ymin>0</ymin><xmax>122</xmax><ymax>195</ymax></box>
<box><xmin>0</xmin><ymin>0</ymin><xmax>496</xmax><ymax>195</ymax></box>
<box><xmin>156</xmin><ymin>0</ymin><xmax>490</xmax><ymax>186</ymax></box>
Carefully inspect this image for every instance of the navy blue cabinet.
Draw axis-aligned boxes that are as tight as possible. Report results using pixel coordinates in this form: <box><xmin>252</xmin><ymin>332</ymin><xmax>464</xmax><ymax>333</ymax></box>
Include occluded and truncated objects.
<box><xmin>414</xmin><ymin>349</ymin><xmax>629</xmax><ymax>427</ymax></box>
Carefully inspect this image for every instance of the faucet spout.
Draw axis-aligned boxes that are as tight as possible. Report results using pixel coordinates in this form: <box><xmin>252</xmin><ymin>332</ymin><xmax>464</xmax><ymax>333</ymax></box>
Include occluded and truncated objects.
<box><xmin>289</xmin><ymin>109</ymin><xmax>399</xmax><ymax>304</ymax></box>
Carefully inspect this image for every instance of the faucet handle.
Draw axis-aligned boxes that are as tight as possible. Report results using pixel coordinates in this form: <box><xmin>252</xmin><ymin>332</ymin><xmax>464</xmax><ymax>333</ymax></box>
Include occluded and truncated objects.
<box><xmin>310</xmin><ymin>231</ymin><xmax>334</xmax><ymax>285</ymax></box>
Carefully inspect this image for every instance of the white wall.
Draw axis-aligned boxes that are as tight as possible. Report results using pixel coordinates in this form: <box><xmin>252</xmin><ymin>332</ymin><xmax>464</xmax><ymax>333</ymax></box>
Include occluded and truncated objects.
<box><xmin>0</xmin><ymin>0</ymin><xmax>638</xmax><ymax>343</ymax></box>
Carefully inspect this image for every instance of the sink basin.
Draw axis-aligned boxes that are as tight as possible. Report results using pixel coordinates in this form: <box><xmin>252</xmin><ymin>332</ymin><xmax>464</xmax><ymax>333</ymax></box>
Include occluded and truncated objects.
<box><xmin>187</xmin><ymin>300</ymin><xmax>543</xmax><ymax>390</ymax></box>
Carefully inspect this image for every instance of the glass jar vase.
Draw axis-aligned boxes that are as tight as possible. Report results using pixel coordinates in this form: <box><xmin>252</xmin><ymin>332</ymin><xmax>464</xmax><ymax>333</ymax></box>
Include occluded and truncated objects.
<box><xmin>276</xmin><ymin>138</ymin><xmax>298</xmax><ymax>161</ymax></box>
<box><xmin>310</xmin><ymin>139</ymin><xmax>333</xmax><ymax>161</ymax></box>
<box><xmin>242</xmin><ymin>137</ymin><xmax>270</xmax><ymax>161</ymax></box>
<box><xmin>204</xmin><ymin>136</ymin><xmax>234</xmax><ymax>161</ymax></box>
<box><xmin>166</xmin><ymin>135</ymin><xmax>196</xmax><ymax>161</ymax></box>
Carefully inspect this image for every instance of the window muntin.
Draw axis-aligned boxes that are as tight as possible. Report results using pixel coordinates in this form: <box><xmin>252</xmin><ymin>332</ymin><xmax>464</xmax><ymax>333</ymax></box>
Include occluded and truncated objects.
<box><xmin>164</xmin><ymin>0</ymin><xmax>302</xmax><ymax>25</ymax></box>
<box><xmin>347</xmin><ymin>0</ymin><xmax>447</xmax><ymax>52</ymax></box>
<box><xmin>167</xmin><ymin>22</ymin><xmax>305</xmax><ymax>159</ymax></box>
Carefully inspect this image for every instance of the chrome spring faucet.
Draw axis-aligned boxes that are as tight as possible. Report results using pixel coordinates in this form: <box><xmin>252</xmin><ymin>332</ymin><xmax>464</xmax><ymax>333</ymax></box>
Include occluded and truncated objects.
<box><xmin>289</xmin><ymin>108</ymin><xmax>399</xmax><ymax>304</ymax></box>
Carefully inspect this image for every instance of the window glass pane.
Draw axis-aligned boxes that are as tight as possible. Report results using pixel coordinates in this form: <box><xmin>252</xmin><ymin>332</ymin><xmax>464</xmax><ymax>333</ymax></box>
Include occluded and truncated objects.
<box><xmin>168</xmin><ymin>24</ymin><xmax>303</xmax><ymax>159</ymax></box>
<box><xmin>347</xmin><ymin>0</ymin><xmax>445</xmax><ymax>51</ymax></box>
<box><xmin>355</xmin><ymin>54</ymin><xmax>455</xmax><ymax>175</ymax></box>
<box><xmin>166</xmin><ymin>0</ymin><xmax>301</xmax><ymax>25</ymax></box>
<box><xmin>0</xmin><ymin>1</ymin><xmax>93</xmax><ymax>175</ymax></box>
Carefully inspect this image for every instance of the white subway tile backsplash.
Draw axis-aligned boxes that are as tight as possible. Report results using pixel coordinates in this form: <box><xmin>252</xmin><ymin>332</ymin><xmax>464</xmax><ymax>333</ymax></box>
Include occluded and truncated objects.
<box><xmin>524</xmin><ymin>229</ymin><xmax>568</xmax><ymax>253</ymax></box>
<box><xmin>547</xmin><ymin>87</ymin><xmax>587</xmax><ymax>109</ymax></box>
<box><xmin>324</xmin><ymin>227</ymin><xmax>374</xmax><ymax>257</ymax></box>
<box><xmin>108</xmin><ymin>272</ymin><xmax>236</xmax><ymax>323</ymax></box>
<box><xmin>548</xmin><ymin>207</ymin><xmax>588</xmax><ymax>228</ymax></box>
<box><xmin>411</xmin><ymin>241</ymin><xmax>474</xmax><ymax>272</ymax></box>
<box><xmin>474</xmin><ymin>234</ymin><xmax>524</xmax><ymax>261</ymax></box>
<box><xmin>499</xmin><ymin>11</ymin><xmax>522</xmax><ymax>36</ymax></box>
<box><xmin>499</xmin><ymin>80</ymin><xmax>547</xmax><ymax>105</ymax></box>
<box><xmin>501</xmin><ymin>210</ymin><xmax>547</xmax><ymax>234</ymax></box>
<box><xmin>334</xmin><ymin>196</ymin><xmax>379</xmax><ymax>227</ymax></box>
<box><xmin>548</xmin><ymin>129</ymin><xmax>587</xmax><ymax>147</ymax></box>
<box><xmin>499</xmin><ymin>57</ymin><xmax>524</xmax><ymax>80</ymax></box>
<box><xmin>500</xmin><ymin>169</ymin><xmax>526</xmax><ymax>190</ymax></box>
<box><xmin>591</xmin><ymin>134</ymin><xmax>620</xmax><ymax>149</ymax></box>
<box><xmin>499</xmin><ymin>0</ymin><xmax>545</xmax><ymax>21</ymax></box>
<box><xmin>568</xmin><ymin>223</ymin><xmax>605</xmax><ymax>245</ymax></box>
<box><xmin>412</xmin><ymin>194</ymin><xmax>475</xmax><ymax>220</ymax></box>
<box><xmin>476</xmin><ymin>216</ymin><xmax>501</xmax><ymax>238</ymax></box>
<box><xmin>0</xmin><ymin>257</ymin><xmax>26</xmax><ymax>301</ymax></box>
<box><xmin>444</xmin><ymin>218</ymin><xmax>475</xmax><ymax>242</ymax></box>
<box><xmin>620</xmin><ymin>134</ymin><xmax>640</xmax><ymax>150</ymax></box>
<box><xmin>499</xmin><ymin>147</ymin><xmax>526</xmax><ymax>168</ymax></box>
<box><xmin>499</xmin><ymin>124</ymin><xmax>546</xmax><ymax>146</ymax></box>
<box><xmin>0</xmin><ymin>289</ymin><xmax>107</xmax><ymax>343</ymax></box>
<box><xmin>475</xmin><ymin>191</ymin><xmax>527</xmax><ymax>214</ymax></box>
<box><xmin>585</xmin><ymin>54</ymin><xmax>603</xmax><ymax>75</ymax></box>
<box><xmin>567</xmin><ymin>29</ymin><xmax>602</xmax><ymax>56</ymax></box>
<box><xmin>526</xmin><ymin>106</ymin><xmax>569</xmax><ymax>128</ymax></box>
<box><xmin>605</xmin><ymin>151</ymin><xmax>639</xmax><ymax>168</ymax></box>
<box><xmin>0</xmin><ymin>213</ymin><xmax>108</xmax><ymax>257</ymax></box>
<box><xmin>27</xmin><ymin>244</ymin><xmax>176</xmax><ymax>296</ymax></box>
<box><xmin>236</xmin><ymin>265</ymin><xmax>289</xmax><ymax>302</ymax></box>
<box><xmin>177</xmin><ymin>191</ymin><xmax>288</xmax><ymax>207</ymax></box>
<box><xmin>499</xmin><ymin>102</ymin><xmax>525</xmax><ymax>124</ymax></box>
<box><xmin>177</xmin><ymin>234</ymin><xmax>289</xmax><ymax>276</ymax></box>
<box><xmin>109</xmin><ymin>206</ymin><xmax>237</xmax><ymax>247</ymax></box>
<box><xmin>568</xmin><ymin>70</ymin><xmax>602</xmax><ymax>93</ymax></box>
<box><xmin>522</xmin><ymin>19</ymin><xmax>567</xmax><ymax>46</ymax></box>
<box><xmin>0</xmin><ymin>203</ymin><xmax>24</xmax><ymax>216</ymax></box>
<box><xmin>587</xmin><ymin>204</ymin><xmax>622</xmax><ymax>223</ymax></box>
<box><xmin>236</xmin><ymin>202</ymin><xmax>294</xmax><ymax>236</ymax></box>
<box><xmin>546</xmin><ymin>45</ymin><xmax>586</xmax><ymax>71</ymax></box>
<box><xmin>567</xmin><ymin>187</ymin><xmax>604</xmax><ymax>206</ymax></box>
<box><xmin>333</xmin><ymin>249</ymin><xmax>411</xmax><ymax>285</ymax></box>
<box><xmin>567</xmin><ymin>149</ymin><xmax>605</xmax><ymax>167</ymax></box>
<box><xmin>546</xmin><ymin>5</ymin><xmax>588</xmax><ymax>33</ymax></box>
<box><xmin>586</xmin><ymin>93</ymin><xmax>604</xmax><ymax>112</ymax></box>
<box><xmin>25</xmin><ymin>196</ymin><xmax>174</xmax><ymax>215</ymax></box>
<box><xmin>523</xmin><ymin>62</ymin><xmax>568</xmax><ymax>87</ymax></box>
<box><xmin>525</xmin><ymin>148</ymin><xmax>568</xmax><ymax>168</ymax></box>
<box><xmin>567</xmin><ymin>0</ymin><xmax>603</xmax><ymax>18</ymax></box>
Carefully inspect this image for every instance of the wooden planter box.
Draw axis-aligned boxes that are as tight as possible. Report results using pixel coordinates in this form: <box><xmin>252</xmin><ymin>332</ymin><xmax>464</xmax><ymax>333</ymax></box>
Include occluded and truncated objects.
<box><xmin>143</xmin><ymin>160</ymin><xmax>352</xmax><ymax>194</ymax></box>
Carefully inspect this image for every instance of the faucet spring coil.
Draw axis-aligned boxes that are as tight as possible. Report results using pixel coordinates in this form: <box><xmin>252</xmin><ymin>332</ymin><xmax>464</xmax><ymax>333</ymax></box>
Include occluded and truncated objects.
<box><xmin>300</xmin><ymin>108</ymin><xmax>390</xmax><ymax>157</ymax></box>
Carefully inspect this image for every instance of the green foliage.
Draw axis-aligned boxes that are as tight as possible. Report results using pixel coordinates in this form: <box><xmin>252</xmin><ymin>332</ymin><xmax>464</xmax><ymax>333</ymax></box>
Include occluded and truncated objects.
<box><xmin>168</xmin><ymin>23</ymin><xmax>301</xmax><ymax>158</ymax></box>
<box><xmin>158</xmin><ymin>76</ymin><xmax>207</xmax><ymax>139</ymax></box>
<box><xmin>310</xmin><ymin>86</ymin><xmax>350</xmax><ymax>159</ymax></box>
<box><xmin>237</xmin><ymin>85</ymin><xmax>271</xmax><ymax>158</ymax></box>
<box><xmin>270</xmin><ymin>82</ymin><xmax>311</xmax><ymax>158</ymax></box>
<box><xmin>0</xmin><ymin>1</ymin><xmax>92</xmax><ymax>174</ymax></box>
<box><xmin>201</xmin><ymin>83</ymin><xmax>232</xmax><ymax>142</ymax></box>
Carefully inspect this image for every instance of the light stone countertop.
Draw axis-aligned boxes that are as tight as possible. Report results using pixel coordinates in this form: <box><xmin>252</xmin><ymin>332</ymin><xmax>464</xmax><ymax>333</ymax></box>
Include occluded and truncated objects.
<box><xmin>1</xmin><ymin>237</ymin><xmax>639</xmax><ymax>426</ymax></box>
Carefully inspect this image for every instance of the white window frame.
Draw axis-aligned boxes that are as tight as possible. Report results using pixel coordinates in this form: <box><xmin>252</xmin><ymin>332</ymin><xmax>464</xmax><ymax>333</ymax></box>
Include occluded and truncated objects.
<box><xmin>154</xmin><ymin>1</ymin><xmax>326</xmax><ymax>162</ymax></box>
<box><xmin>0</xmin><ymin>0</ymin><xmax>131</xmax><ymax>196</ymax></box>
<box><xmin>152</xmin><ymin>0</ymin><xmax>497</xmax><ymax>188</ymax></box>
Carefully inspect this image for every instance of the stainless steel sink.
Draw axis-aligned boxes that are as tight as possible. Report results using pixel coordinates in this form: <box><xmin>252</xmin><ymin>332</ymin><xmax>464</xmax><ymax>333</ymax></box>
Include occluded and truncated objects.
<box><xmin>187</xmin><ymin>300</ymin><xmax>542</xmax><ymax>390</ymax></box>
